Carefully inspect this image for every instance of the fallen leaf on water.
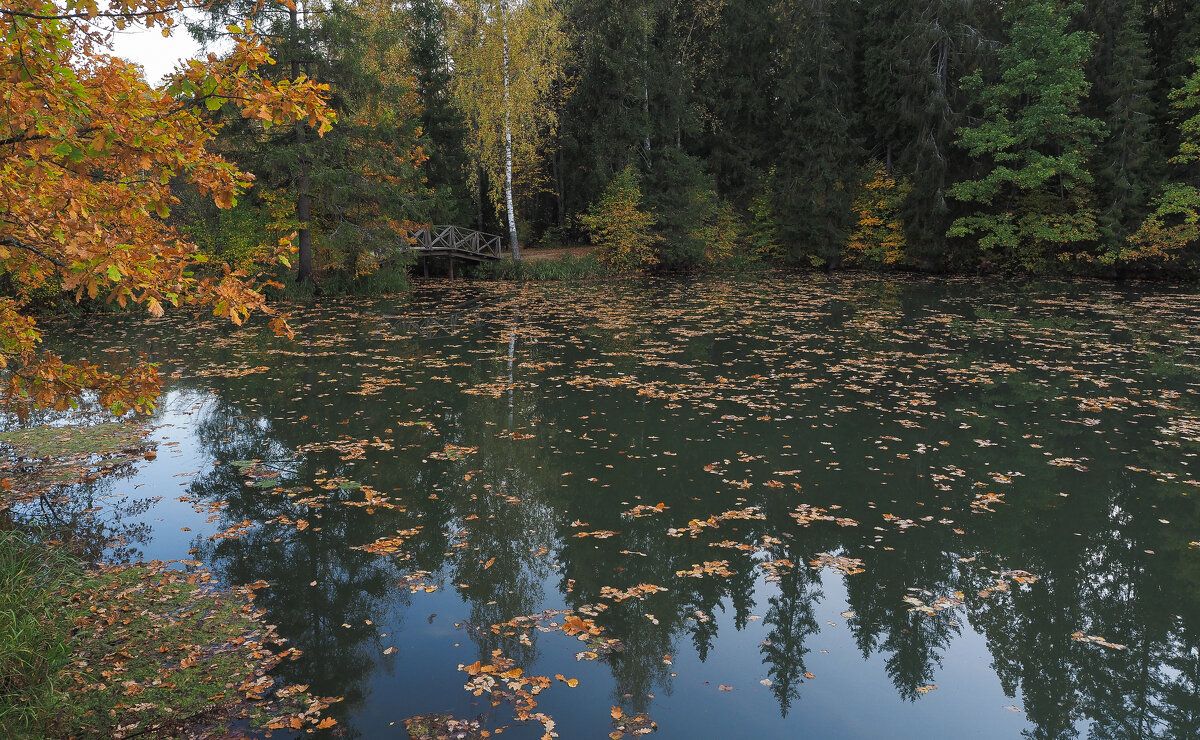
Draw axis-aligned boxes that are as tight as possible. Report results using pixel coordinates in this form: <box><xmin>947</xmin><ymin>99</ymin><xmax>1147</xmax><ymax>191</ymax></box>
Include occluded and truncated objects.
<box><xmin>1071</xmin><ymin>631</ymin><xmax>1127</xmax><ymax>650</ymax></box>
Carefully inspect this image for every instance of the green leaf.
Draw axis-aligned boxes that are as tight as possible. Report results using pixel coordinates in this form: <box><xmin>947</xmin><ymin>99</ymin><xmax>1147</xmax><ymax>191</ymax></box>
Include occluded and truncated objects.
<box><xmin>106</xmin><ymin>265</ymin><xmax>121</xmax><ymax>282</ymax></box>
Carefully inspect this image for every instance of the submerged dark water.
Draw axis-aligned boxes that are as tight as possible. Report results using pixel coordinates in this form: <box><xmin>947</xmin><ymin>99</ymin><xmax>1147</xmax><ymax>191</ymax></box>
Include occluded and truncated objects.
<box><xmin>37</xmin><ymin>273</ymin><xmax>1200</xmax><ymax>738</ymax></box>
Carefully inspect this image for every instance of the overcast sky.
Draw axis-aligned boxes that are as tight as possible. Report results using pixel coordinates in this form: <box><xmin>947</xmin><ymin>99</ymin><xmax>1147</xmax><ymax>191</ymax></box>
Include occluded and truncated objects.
<box><xmin>109</xmin><ymin>22</ymin><xmax>204</xmax><ymax>87</ymax></box>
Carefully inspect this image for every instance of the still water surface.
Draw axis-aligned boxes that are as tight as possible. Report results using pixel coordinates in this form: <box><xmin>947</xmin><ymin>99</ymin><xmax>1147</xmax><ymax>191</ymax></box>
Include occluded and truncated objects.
<box><xmin>40</xmin><ymin>274</ymin><xmax>1200</xmax><ymax>738</ymax></box>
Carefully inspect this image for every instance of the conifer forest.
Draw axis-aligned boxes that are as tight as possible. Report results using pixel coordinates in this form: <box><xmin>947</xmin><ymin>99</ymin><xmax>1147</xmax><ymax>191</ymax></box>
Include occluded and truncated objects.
<box><xmin>178</xmin><ymin>0</ymin><xmax>1200</xmax><ymax>278</ymax></box>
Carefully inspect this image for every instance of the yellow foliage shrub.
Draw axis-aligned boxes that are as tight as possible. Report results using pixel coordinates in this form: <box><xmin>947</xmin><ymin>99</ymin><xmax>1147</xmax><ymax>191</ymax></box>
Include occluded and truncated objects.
<box><xmin>581</xmin><ymin>166</ymin><xmax>659</xmax><ymax>271</ymax></box>
<box><xmin>844</xmin><ymin>165</ymin><xmax>913</xmax><ymax>267</ymax></box>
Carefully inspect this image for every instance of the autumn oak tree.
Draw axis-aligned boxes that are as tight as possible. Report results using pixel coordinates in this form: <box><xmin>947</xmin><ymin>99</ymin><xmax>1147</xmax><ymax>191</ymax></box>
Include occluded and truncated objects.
<box><xmin>0</xmin><ymin>0</ymin><xmax>333</xmax><ymax>416</ymax></box>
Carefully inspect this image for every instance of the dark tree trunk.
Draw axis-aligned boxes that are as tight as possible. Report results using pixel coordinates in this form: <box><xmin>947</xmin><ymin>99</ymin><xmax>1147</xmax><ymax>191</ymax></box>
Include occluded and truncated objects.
<box><xmin>291</xmin><ymin>7</ymin><xmax>313</xmax><ymax>284</ymax></box>
<box><xmin>296</xmin><ymin>122</ymin><xmax>312</xmax><ymax>283</ymax></box>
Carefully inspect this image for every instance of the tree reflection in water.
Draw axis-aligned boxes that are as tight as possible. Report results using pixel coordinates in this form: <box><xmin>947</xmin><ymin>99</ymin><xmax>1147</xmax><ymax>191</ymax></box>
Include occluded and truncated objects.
<box><xmin>34</xmin><ymin>275</ymin><xmax>1200</xmax><ymax>738</ymax></box>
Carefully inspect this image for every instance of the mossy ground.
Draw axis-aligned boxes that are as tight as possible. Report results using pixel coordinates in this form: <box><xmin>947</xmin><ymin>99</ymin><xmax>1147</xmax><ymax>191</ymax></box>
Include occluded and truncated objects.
<box><xmin>0</xmin><ymin>422</ymin><xmax>148</xmax><ymax>458</ymax></box>
<box><xmin>0</xmin><ymin>422</ymin><xmax>155</xmax><ymax>487</ymax></box>
<box><xmin>55</xmin><ymin>561</ymin><xmax>332</xmax><ymax>739</ymax></box>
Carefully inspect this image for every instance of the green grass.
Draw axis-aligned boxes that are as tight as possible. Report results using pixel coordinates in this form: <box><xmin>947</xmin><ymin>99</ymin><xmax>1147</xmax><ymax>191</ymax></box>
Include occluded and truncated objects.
<box><xmin>469</xmin><ymin>254</ymin><xmax>609</xmax><ymax>281</ymax></box>
<box><xmin>314</xmin><ymin>264</ymin><xmax>412</xmax><ymax>295</ymax></box>
<box><xmin>0</xmin><ymin>532</ymin><xmax>334</xmax><ymax>738</ymax></box>
<box><xmin>0</xmin><ymin>530</ymin><xmax>75</xmax><ymax>738</ymax></box>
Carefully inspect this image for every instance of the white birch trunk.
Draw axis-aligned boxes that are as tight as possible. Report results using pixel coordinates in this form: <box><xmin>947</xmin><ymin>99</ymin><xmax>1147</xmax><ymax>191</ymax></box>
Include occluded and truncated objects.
<box><xmin>500</xmin><ymin>0</ymin><xmax>520</xmax><ymax>261</ymax></box>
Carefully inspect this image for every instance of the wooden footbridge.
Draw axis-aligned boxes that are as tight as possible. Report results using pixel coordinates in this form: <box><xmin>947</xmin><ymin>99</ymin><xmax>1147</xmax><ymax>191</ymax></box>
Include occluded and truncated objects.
<box><xmin>406</xmin><ymin>225</ymin><xmax>509</xmax><ymax>277</ymax></box>
<box><xmin>408</xmin><ymin>225</ymin><xmax>507</xmax><ymax>261</ymax></box>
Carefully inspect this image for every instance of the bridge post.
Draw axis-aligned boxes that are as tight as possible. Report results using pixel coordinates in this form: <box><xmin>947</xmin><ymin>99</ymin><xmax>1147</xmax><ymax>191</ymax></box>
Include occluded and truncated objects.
<box><xmin>449</xmin><ymin>256</ymin><xmax>455</xmax><ymax>279</ymax></box>
<box><xmin>422</xmin><ymin>256</ymin><xmax>429</xmax><ymax>278</ymax></box>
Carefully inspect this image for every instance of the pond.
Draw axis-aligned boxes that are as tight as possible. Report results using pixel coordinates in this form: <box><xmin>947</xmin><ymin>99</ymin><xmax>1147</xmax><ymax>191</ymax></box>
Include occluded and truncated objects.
<box><xmin>29</xmin><ymin>273</ymin><xmax>1200</xmax><ymax>739</ymax></box>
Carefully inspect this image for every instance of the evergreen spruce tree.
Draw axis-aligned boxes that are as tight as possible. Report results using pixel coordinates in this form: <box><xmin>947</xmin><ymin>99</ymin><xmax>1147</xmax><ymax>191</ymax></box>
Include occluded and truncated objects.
<box><xmin>311</xmin><ymin>1</ymin><xmax>434</xmax><ymax>279</ymax></box>
<box><xmin>1088</xmin><ymin>0</ymin><xmax>1163</xmax><ymax>245</ymax></box>
<box><xmin>189</xmin><ymin>0</ymin><xmax>432</xmax><ymax>286</ymax></box>
<box><xmin>746</xmin><ymin>172</ymin><xmax>784</xmax><ymax>261</ymax></box>
<box><xmin>1145</xmin><ymin>0</ymin><xmax>1200</xmax><ymax>115</ymax></box>
<box><xmin>1124</xmin><ymin>54</ymin><xmax>1200</xmax><ymax>266</ymax></box>
<box><xmin>947</xmin><ymin>0</ymin><xmax>1104</xmax><ymax>270</ymax></box>
<box><xmin>770</xmin><ymin>0</ymin><xmax>860</xmax><ymax>266</ymax></box>
<box><xmin>409</xmin><ymin>0</ymin><xmax>473</xmax><ymax>224</ymax></box>
<box><xmin>558</xmin><ymin>0</ymin><xmax>664</xmax><ymax>216</ymax></box>
<box><xmin>643</xmin><ymin>149</ymin><xmax>729</xmax><ymax>267</ymax></box>
<box><xmin>562</xmin><ymin>0</ymin><xmax>733</xmax><ymax>266</ymax></box>
<box><xmin>858</xmin><ymin>0</ymin><xmax>989</xmax><ymax>270</ymax></box>
<box><xmin>691</xmin><ymin>0</ymin><xmax>779</xmax><ymax>203</ymax></box>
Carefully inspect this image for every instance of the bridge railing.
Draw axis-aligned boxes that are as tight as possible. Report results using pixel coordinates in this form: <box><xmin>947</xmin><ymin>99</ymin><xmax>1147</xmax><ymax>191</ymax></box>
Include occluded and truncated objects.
<box><xmin>409</xmin><ymin>225</ymin><xmax>505</xmax><ymax>260</ymax></box>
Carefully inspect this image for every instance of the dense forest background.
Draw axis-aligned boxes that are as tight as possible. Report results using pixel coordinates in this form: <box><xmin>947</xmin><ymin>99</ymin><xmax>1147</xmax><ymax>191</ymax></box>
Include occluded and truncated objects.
<box><xmin>176</xmin><ymin>0</ymin><xmax>1200</xmax><ymax>280</ymax></box>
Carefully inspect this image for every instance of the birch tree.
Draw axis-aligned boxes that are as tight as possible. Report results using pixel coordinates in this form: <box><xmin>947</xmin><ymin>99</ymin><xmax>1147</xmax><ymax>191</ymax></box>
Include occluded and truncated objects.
<box><xmin>500</xmin><ymin>0</ymin><xmax>518</xmax><ymax>257</ymax></box>
<box><xmin>447</xmin><ymin>0</ymin><xmax>569</xmax><ymax>259</ymax></box>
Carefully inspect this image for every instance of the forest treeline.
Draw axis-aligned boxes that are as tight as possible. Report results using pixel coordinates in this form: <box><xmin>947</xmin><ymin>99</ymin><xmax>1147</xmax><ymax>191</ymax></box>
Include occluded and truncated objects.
<box><xmin>177</xmin><ymin>0</ymin><xmax>1200</xmax><ymax>279</ymax></box>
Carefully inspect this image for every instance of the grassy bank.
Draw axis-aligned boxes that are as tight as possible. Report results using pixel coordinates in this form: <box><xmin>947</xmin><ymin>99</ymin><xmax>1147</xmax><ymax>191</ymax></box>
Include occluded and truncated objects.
<box><xmin>0</xmin><ymin>530</ymin><xmax>336</xmax><ymax>738</ymax></box>
<box><xmin>0</xmin><ymin>530</ymin><xmax>74</xmax><ymax>736</ymax></box>
<box><xmin>468</xmin><ymin>253</ymin><xmax>609</xmax><ymax>281</ymax></box>
<box><xmin>0</xmin><ymin>422</ymin><xmax>337</xmax><ymax>739</ymax></box>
